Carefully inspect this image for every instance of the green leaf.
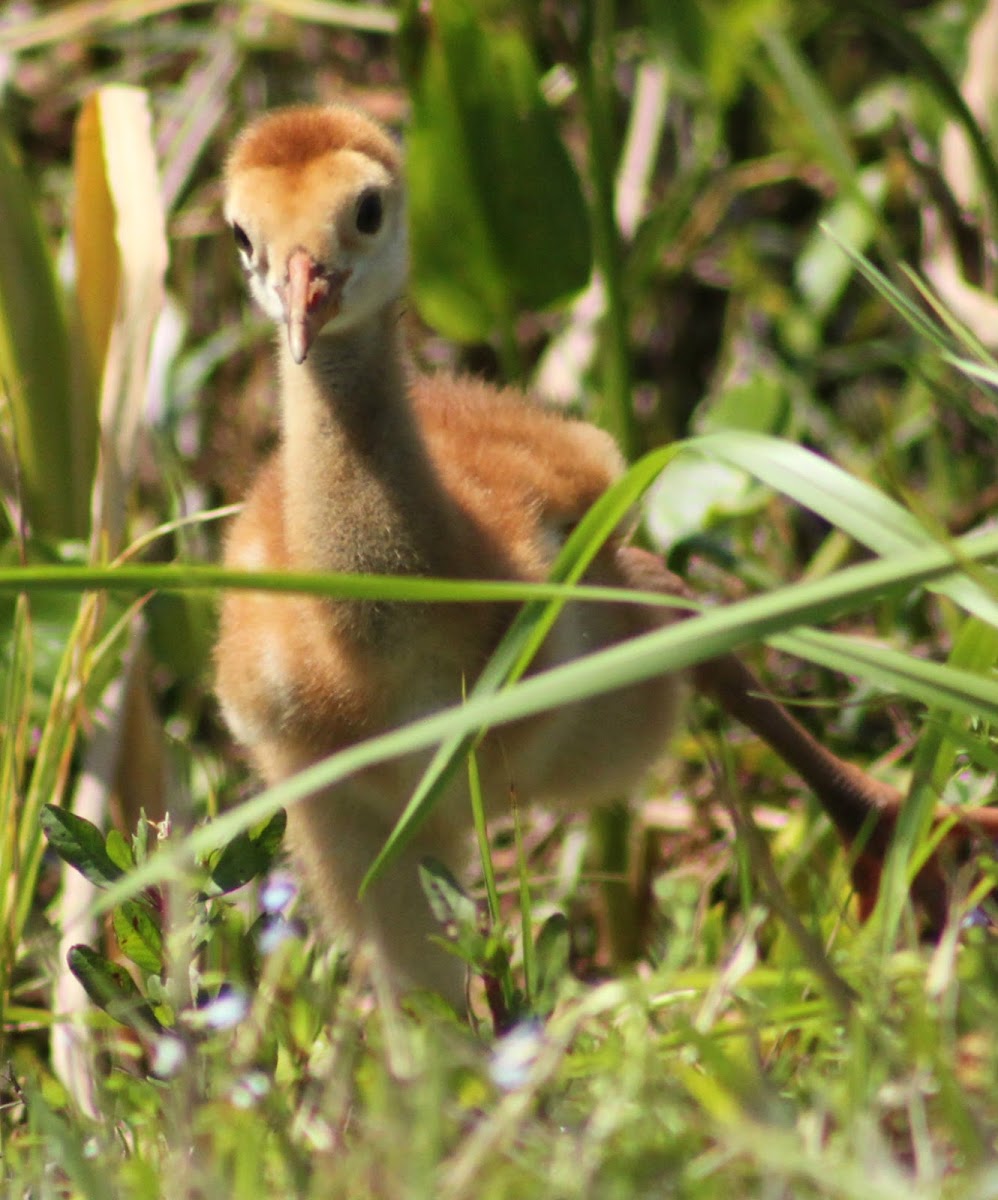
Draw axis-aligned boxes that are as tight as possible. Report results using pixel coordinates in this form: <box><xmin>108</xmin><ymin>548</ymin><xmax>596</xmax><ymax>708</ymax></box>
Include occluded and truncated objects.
<box><xmin>67</xmin><ymin>944</ymin><xmax>161</xmax><ymax>1034</ymax></box>
<box><xmin>0</xmin><ymin>129</ymin><xmax>81</xmax><ymax>537</ymax></box>
<box><xmin>419</xmin><ymin>858</ymin><xmax>479</xmax><ymax>935</ymax></box>
<box><xmin>773</xmin><ymin>628</ymin><xmax>998</xmax><ymax>724</ymax></box>
<box><xmin>917</xmin><ymin>618</ymin><xmax>998</xmax><ymax>793</ymax></box>
<box><xmin>40</xmin><ymin>805</ymin><xmax>123</xmax><ymax>888</ymax></box>
<box><xmin>759</xmin><ymin>24</ymin><xmax>860</xmax><ymax>191</ymax></box>
<box><xmin>207</xmin><ymin>809</ymin><xmax>287</xmax><ymax>895</ymax></box>
<box><xmin>111</xmin><ymin>899</ymin><xmax>163</xmax><ymax>975</ymax></box>
<box><xmin>105</xmin><ymin>827</ymin><xmax>136</xmax><ymax>873</ymax></box>
<box><xmin>402</xmin><ymin>0</ymin><xmax>591</xmax><ymax>340</ymax></box>
<box><xmin>642</xmin><ymin>0</ymin><xmax>710</xmax><ymax>76</ymax></box>
<box><xmin>418</xmin><ymin>858</ymin><xmax>486</xmax><ymax>964</ymax></box>
<box><xmin>252</xmin><ymin>807</ymin><xmax>287</xmax><ymax>863</ymax></box>
<box><xmin>533</xmin><ymin>913</ymin><xmax>570</xmax><ymax>1016</ymax></box>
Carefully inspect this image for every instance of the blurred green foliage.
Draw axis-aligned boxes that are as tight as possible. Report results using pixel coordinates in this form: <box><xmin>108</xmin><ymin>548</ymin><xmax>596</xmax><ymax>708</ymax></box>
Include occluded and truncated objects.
<box><xmin>2</xmin><ymin>1</ymin><xmax>998</xmax><ymax>1196</ymax></box>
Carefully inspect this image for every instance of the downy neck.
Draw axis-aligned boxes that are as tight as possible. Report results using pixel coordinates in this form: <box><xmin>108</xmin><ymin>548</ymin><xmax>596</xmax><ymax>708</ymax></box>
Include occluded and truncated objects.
<box><xmin>277</xmin><ymin>306</ymin><xmax>454</xmax><ymax>582</ymax></box>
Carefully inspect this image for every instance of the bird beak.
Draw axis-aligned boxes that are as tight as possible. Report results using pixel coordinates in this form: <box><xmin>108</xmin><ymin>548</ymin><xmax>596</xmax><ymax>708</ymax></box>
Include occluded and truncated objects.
<box><xmin>283</xmin><ymin>249</ymin><xmax>349</xmax><ymax>364</ymax></box>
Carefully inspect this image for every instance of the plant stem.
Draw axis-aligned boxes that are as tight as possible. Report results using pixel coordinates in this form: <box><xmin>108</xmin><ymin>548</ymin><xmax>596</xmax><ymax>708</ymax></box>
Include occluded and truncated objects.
<box><xmin>580</xmin><ymin>0</ymin><xmax>636</xmax><ymax>460</ymax></box>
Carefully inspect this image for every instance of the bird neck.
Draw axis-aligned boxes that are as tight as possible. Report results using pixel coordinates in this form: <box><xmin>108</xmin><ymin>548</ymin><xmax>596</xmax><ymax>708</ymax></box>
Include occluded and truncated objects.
<box><xmin>277</xmin><ymin>306</ymin><xmax>453</xmax><ymax>583</ymax></box>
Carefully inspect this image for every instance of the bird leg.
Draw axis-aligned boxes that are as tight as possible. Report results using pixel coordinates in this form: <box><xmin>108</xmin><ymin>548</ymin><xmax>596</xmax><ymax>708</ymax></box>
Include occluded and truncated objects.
<box><xmin>615</xmin><ymin>545</ymin><xmax>998</xmax><ymax>932</ymax></box>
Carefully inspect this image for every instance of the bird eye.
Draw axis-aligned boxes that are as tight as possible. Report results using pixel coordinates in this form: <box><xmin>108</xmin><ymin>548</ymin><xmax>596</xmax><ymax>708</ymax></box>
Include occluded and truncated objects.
<box><xmin>355</xmin><ymin>189</ymin><xmax>383</xmax><ymax>235</ymax></box>
<box><xmin>232</xmin><ymin>223</ymin><xmax>252</xmax><ymax>255</ymax></box>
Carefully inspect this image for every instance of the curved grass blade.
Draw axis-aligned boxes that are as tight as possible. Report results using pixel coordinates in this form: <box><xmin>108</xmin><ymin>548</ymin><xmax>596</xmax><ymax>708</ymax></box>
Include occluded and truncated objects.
<box><xmin>682</xmin><ymin>431</ymin><xmax>998</xmax><ymax>626</ymax></box>
<box><xmin>359</xmin><ymin>445</ymin><xmax>677</xmax><ymax>895</ymax></box>
<box><xmin>773</xmin><ymin>628</ymin><xmax>998</xmax><ymax>724</ymax></box>
<box><xmin>0</xmin><ymin>561</ymin><xmax>679</xmax><ymax>608</ymax></box>
<box><xmin>92</xmin><ymin>525</ymin><xmax>998</xmax><ymax>914</ymax></box>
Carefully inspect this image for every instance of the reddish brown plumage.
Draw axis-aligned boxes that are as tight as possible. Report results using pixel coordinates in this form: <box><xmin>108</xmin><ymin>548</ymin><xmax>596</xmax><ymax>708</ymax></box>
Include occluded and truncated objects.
<box><xmin>227</xmin><ymin>104</ymin><xmax>400</xmax><ymax>177</ymax></box>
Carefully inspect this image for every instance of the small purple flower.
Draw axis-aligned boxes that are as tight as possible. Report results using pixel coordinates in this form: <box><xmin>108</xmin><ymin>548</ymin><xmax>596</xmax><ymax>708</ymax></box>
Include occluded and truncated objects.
<box><xmin>260</xmin><ymin>872</ymin><xmax>298</xmax><ymax>914</ymax></box>
<box><xmin>195</xmin><ymin>989</ymin><xmax>249</xmax><ymax>1031</ymax></box>
<box><xmin>151</xmin><ymin>1035</ymin><xmax>187</xmax><ymax>1078</ymax></box>
<box><xmin>257</xmin><ymin>913</ymin><xmax>303</xmax><ymax>955</ymax></box>
<box><xmin>489</xmin><ymin>1021</ymin><xmax>544</xmax><ymax>1092</ymax></box>
<box><xmin>230</xmin><ymin>1071</ymin><xmax>270</xmax><ymax>1109</ymax></box>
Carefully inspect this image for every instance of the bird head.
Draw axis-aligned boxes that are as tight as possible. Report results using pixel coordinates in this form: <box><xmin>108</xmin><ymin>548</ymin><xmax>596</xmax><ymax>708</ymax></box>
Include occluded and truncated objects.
<box><xmin>223</xmin><ymin>105</ymin><xmax>407</xmax><ymax>364</ymax></box>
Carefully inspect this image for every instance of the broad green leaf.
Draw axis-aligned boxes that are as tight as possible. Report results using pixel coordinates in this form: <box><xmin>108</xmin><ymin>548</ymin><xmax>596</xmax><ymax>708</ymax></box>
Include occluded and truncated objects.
<box><xmin>418</xmin><ymin>858</ymin><xmax>486</xmax><ymax>964</ymax></box>
<box><xmin>111</xmin><ymin>899</ymin><xmax>163</xmax><ymax>975</ymax></box>
<box><xmin>207</xmin><ymin>809</ymin><xmax>287</xmax><ymax>895</ymax></box>
<box><xmin>533</xmin><ymin>913</ymin><xmax>570</xmax><ymax>1016</ymax></box>
<box><xmin>646</xmin><ymin>374</ymin><xmax>786</xmax><ymax>548</ymax></box>
<box><xmin>402</xmin><ymin>0</ymin><xmax>591</xmax><ymax>340</ymax></box>
<box><xmin>105</xmin><ymin>827</ymin><xmax>136</xmax><ymax>873</ymax></box>
<box><xmin>40</xmin><ymin>805</ymin><xmax>123</xmax><ymax>889</ymax></box>
<box><xmin>0</xmin><ymin>130</ymin><xmax>80</xmax><ymax>537</ymax></box>
<box><xmin>419</xmin><ymin>858</ymin><xmax>479</xmax><ymax>934</ymax></box>
<box><xmin>67</xmin><ymin>944</ymin><xmax>161</xmax><ymax>1034</ymax></box>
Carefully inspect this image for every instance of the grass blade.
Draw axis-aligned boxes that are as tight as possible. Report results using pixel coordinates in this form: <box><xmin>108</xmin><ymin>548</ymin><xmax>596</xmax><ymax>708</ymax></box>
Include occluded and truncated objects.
<box><xmin>93</xmin><ymin>524</ymin><xmax>998</xmax><ymax>912</ymax></box>
<box><xmin>682</xmin><ymin>431</ymin><xmax>998</xmax><ymax>626</ymax></box>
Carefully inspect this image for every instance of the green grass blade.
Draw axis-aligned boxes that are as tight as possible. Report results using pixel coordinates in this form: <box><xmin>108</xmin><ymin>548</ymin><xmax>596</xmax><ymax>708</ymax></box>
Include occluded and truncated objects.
<box><xmin>0</xmin><ymin>595</ymin><xmax>32</xmax><ymax>987</ymax></box>
<box><xmin>92</xmin><ymin>525</ymin><xmax>998</xmax><ymax>912</ymax></box>
<box><xmin>0</xmin><ymin>560</ymin><xmax>679</xmax><ymax>608</ymax></box>
<box><xmin>359</xmin><ymin>446</ymin><xmax>677</xmax><ymax>894</ymax></box>
<box><xmin>683</xmin><ymin>431</ymin><xmax>998</xmax><ymax>626</ymax></box>
<box><xmin>757</xmin><ymin>25</ymin><xmax>860</xmax><ymax>192</ymax></box>
<box><xmin>773</xmin><ymin>628</ymin><xmax>998</xmax><ymax>724</ymax></box>
<box><xmin>910</xmin><ymin>617</ymin><xmax>998</xmax><ymax>795</ymax></box>
<box><xmin>820</xmin><ymin>225</ymin><xmax>956</xmax><ymax>352</ymax></box>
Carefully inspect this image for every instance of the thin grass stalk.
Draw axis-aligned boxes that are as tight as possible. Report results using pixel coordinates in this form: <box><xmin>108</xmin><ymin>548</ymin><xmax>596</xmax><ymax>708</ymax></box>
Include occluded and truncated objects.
<box><xmin>467</xmin><ymin>746</ymin><xmax>500</xmax><ymax>929</ymax></box>
<box><xmin>92</xmin><ymin>524</ymin><xmax>998</xmax><ymax>914</ymax></box>
<box><xmin>592</xmin><ymin>801</ymin><xmax>639</xmax><ymax>966</ymax></box>
<box><xmin>512</xmin><ymin>789</ymin><xmax>535</xmax><ymax>1003</ymax></box>
<box><xmin>579</xmin><ymin>0</ymin><xmax>636</xmax><ymax>460</ymax></box>
<box><xmin>11</xmin><ymin>593</ymin><xmax>105</xmax><ymax>953</ymax></box>
<box><xmin>0</xmin><ymin>595</ymin><xmax>32</xmax><ymax>995</ymax></box>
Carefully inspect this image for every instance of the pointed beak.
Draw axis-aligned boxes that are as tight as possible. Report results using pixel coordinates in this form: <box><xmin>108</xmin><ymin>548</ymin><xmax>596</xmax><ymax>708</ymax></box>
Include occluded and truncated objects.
<box><xmin>282</xmin><ymin>249</ymin><xmax>349</xmax><ymax>364</ymax></box>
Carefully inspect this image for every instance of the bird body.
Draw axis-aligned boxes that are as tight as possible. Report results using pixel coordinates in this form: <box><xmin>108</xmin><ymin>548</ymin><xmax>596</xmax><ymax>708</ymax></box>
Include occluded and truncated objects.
<box><xmin>215</xmin><ymin>103</ymin><xmax>998</xmax><ymax>1008</ymax></box>
<box><xmin>216</xmin><ymin>106</ymin><xmax>678</xmax><ymax>1002</ymax></box>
